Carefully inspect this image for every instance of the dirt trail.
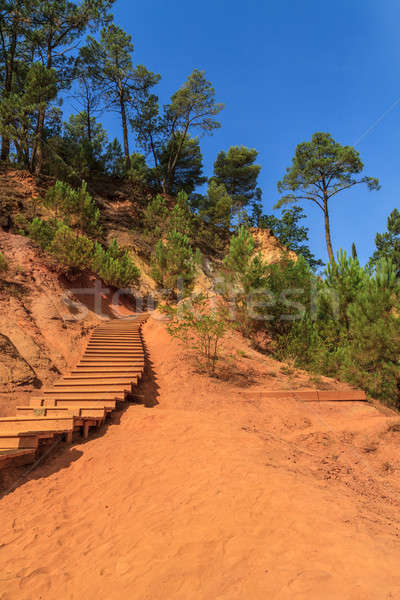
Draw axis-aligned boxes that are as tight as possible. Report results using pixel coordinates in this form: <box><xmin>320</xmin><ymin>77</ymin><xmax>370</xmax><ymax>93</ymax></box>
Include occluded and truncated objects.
<box><xmin>1</xmin><ymin>317</ymin><xmax>400</xmax><ymax>599</ymax></box>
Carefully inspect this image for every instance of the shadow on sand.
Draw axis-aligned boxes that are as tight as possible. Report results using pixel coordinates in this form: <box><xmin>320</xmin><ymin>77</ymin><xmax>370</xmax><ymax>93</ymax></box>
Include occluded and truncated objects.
<box><xmin>0</xmin><ymin>337</ymin><xmax>160</xmax><ymax>499</ymax></box>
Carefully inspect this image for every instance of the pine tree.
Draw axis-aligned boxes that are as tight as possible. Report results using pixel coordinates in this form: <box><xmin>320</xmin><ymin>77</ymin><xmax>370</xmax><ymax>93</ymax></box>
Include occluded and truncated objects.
<box><xmin>82</xmin><ymin>24</ymin><xmax>159</xmax><ymax>170</ymax></box>
<box><xmin>28</xmin><ymin>0</ymin><xmax>114</xmax><ymax>174</ymax></box>
<box><xmin>91</xmin><ymin>240</ymin><xmax>140</xmax><ymax>287</ymax></box>
<box><xmin>369</xmin><ymin>208</ymin><xmax>400</xmax><ymax>276</ymax></box>
<box><xmin>151</xmin><ymin>230</ymin><xmax>200</xmax><ymax>296</ymax></box>
<box><xmin>276</xmin><ymin>132</ymin><xmax>380</xmax><ymax>262</ymax></box>
<box><xmin>222</xmin><ymin>227</ymin><xmax>268</xmax><ymax>330</ymax></box>
<box><xmin>44</xmin><ymin>180</ymin><xmax>101</xmax><ymax>236</ymax></box>
<box><xmin>48</xmin><ymin>223</ymin><xmax>94</xmax><ymax>271</ymax></box>
<box><xmin>212</xmin><ymin>146</ymin><xmax>261</xmax><ymax>215</ymax></box>
<box><xmin>191</xmin><ymin>180</ymin><xmax>232</xmax><ymax>231</ymax></box>
<box><xmin>345</xmin><ymin>258</ymin><xmax>400</xmax><ymax>403</ymax></box>
<box><xmin>132</xmin><ymin>70</ymin><xmax>223</xmax><ymax>193</ymax></box>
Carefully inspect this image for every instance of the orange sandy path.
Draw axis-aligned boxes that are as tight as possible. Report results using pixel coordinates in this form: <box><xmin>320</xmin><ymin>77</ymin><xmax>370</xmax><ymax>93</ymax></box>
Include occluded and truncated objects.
<box><xmin>1</xmin><ymin>317</ymin><xmax>400</xmax><ymax>599</ymax></box>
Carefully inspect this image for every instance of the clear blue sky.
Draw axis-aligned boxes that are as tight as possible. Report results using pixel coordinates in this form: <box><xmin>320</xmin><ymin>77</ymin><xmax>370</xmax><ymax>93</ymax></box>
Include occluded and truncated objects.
<box><xmin>95</xmin><ymin>0</ymin><xmax>400</xmax><ymax>265</ymax></box>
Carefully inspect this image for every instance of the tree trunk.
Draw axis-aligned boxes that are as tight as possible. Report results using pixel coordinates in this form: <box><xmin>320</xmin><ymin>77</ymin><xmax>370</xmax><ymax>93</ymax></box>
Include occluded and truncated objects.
<box><xmin>32</xmin><ymin>43</ymin><xmax>52</xmax><ymax>175</ymax></box>
<box><xmin>31</xmin><ymin>105</ymin><xmax>46</xmax><ymax>175</ymax></box>
<box><xmin>323</xmin><ymin>196</ymin><xmax>334</xmax><ymax>262</ymax></box>
<box><xmin>119</xmin><ymin>94</ymin><xmax>130</xmax><ymax>171</ymax></box>
<box><xmin>0</xmin><ymin>20</ymin><xmax>18</xmax><ymax>163</ymax></box>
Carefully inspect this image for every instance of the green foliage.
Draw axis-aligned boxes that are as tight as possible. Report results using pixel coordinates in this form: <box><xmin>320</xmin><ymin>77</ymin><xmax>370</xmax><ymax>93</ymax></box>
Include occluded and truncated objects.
<box><xmin>169</xmin><ymin>191</ymin><xmax>195</xmax><ymax>239</ymax></box>
<box><xmin>369</xmin><ymin>208</ymin><xmax>400</xmax><ymax>275</ymax></box>
<box><xmin>156</xmin><ymin>134</ymin><xmax>206</xmax><ymax>195</ymax></box>
<box><xmin>270</xmin><ymin>251</ymin><xmax>400</xmax><ymax>406</ymax></box>
<box><xmin>48</xmin><ymin>224</ymin><xmax>94</xmax><ymax>271</ymax></box>
<box><xmin>222</xmin><ymin>227</ymin><xmax>268</xmax><ymax>330</ymax></box>
<box><xmin>152</xmin><ymin>230</ymin><xmax>200</xmax><ymax>296</ymax></box>
<box><xmin>0</xmin><ymin>251</ymin><xmax>9</xmax><ymax>275</ymax></box>
<box><xmin>191</xmin><ymin>181</ymin><xmax>232</xmax><ymax>250</ymax></box>
<box><xmin>132</xmin><ymin>69</ymin><xmax>223</xmax><ymax>194</ymax></box>
<box><xmin>144</xmin><ymin>191</ymin><xmax>194</xmax><ymax>243</ymax></box>
<box><xmin>261</xmin><ymin>255</ymin><xmax>316</xmax><ymax>337</ymax></box>
<box><xmin>164</xmin><ymin>295</ymin><xmax>230</xmax><ymax>374</ymax></box>
<box><xmin>44</xmin><ymin>180</ymin><xmax>101</xmax><ymax>236</ymax></box>
<box><xmin>213</xmin><ymin>146</ymin><xmax>261</xmax><ymax>214</ymax></box>
<box><xmin>62</xmin><ymin>112</ymin><xmax>108</xmax><ymax>177</ymax></box>
<box><xmin>91</xmin><ymin>240</ymin><xmax>140</xmax><ymax>287</ymax></box>
<box><xmin>276</xmin><ymin>132</ymin><xmax>380</xmax><ymax>262</ymax></box>
<box><xmin>143</xmin><ymin>194</ymin><xmax>170</xmax><ymax>242</ymax></box>
<box><xmin>223</xmin><ymin>227</ymin><xmax>268</xmax><ymax>294</ymax></box>
<box><xmin>258</xmin><ymin>206</ymin><xmax>323</xmax><ymax>270</ymax></box>
<box><xmin>126</xmin><ymin>152</ymin><xmax>151</xmax><ymax>185</ymax></box>
<box><xmin>104</xmin><ymin>138</ymin><xmax>125</xmax><ymax>177</ymax></box>
<box><xmin>20</xmin><ymin>217</ymin><xmax>140</xmax><ymax>286</ymax></box>
<box><xmin>26</xmin><ymin>217</ymin><xmax>59</xmax><ymax>250</ymax></box>
<box><xmin>82</xmin><ymin>24</ymin><xmax>160</xmax><ymax>168</ymax></box>
<box><xmin>148</xmin><ymin>191</ymin><xmax>199</xmax><ymax>295</ymax></box>
<box><xmin>192</xmin><ymin>180</ymin><xmax>232</xmax><ymax>230</ymax></box>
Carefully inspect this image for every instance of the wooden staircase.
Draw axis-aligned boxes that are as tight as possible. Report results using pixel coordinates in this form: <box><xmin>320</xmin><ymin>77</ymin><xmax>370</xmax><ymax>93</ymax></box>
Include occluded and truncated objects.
<box><xmin>0</xmin><ymin>314</ymin><xmax>148</xmax><ymax>470</ymax></box>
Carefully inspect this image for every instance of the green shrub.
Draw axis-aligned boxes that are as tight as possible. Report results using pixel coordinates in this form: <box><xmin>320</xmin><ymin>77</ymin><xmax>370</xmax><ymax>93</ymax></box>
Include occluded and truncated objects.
<box><xmin>151</xmin><ymin>230</ymin><xmax>200</xmax><ymax>296</ymax></box>
<box><xmin>222</xmin><ymin>226</ymin><xmax>268</xmax><ymax>331</ymax></box>
<box><xmin>273</xmin><ymin>252</ymin><xmax>400</xmax><ymax>406</ymax></box>
<box><xmin>91</xmin><ymin>240</ymin><xmax>140</xmax><ymax>288</ymax></box>
<box><xmin>0</xmin><ymin>251</ymin><xmax>8</xmax><ymax>275</ymax></box>
<box><xmin>44</xmin><ymin>180</ymin><xmax>101</xmax><ymax>236</ymax></box>
<box><xmin>144</xmin><ymin>191</ymin><xmax>194</xmax><ymax>243</ymax></box>
<box><xmin>143</xmin><ymin>194</ymin><xmax>169</xmax><ymax>242</ymax></box>
<box><xmin>48</xmin><ymin>224</ymin><xmax>94</xmax><ymax>271</ymax></box>
<box><xmin>164</xmin><ymin>295</ymin><xmax>230</xmax><ymax>374</ymax></box>
<box><xmin>26</xmin><ymin>217</ymin><xmax>58</xmax><ymax>250</ymax></box>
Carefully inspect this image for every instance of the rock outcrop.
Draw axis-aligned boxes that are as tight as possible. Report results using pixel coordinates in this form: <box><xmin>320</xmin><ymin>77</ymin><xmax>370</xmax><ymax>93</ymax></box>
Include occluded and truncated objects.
<box><xmin>250</xmin><ymin>227</ymin><xmax>298</xmax><ymax>264</ymax></box>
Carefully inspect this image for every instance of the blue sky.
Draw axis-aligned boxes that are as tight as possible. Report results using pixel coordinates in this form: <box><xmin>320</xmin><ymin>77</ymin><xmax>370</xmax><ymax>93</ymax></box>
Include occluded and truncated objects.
<box><xmin>94</xmin><ymin>0</ymin><xmax>400</xmax><ymax>265</ymax></box>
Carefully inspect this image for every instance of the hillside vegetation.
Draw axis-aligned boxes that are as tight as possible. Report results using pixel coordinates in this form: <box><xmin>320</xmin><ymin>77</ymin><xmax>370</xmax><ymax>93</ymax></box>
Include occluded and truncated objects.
<box><xmin>0</xmin><ymin>0</ymin><xmax>399</xmax><ymax>409</ymax></box>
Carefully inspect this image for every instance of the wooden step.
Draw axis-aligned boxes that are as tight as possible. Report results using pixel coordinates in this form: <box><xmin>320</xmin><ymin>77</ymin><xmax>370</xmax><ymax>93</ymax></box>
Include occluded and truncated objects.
<box><xmin>90</xmin><ymin>335</ymin><xmax>141</xmax><ymax>339</ymax></box>
<box><xmin>70</xmin><ymin>367</ymin><xmax>142</xmax><ymax>374</ymax></box>
<box><xmin>0</xmin><ymin>416</ymin><xmax>75</xmax><ymax>434</ymax></box>
<box><xmin>239</xmin><ymin>389</ymin><xmax>367</xmax><ymax>402</ymax></box>
<box><xmin>79</xmin><ymin>360</ymin><xmax>144</xmax><ymax>366</ymax></box>
<box><xmin>55</xmin><ymin>378</ymin><xmax>134</xmax><ymax>387</ymax></box>
<box><xmin>41</xmin><ymin>390</ymin><xmax>127</xmax><ymax>400</ymax></box>
<box><xmin>62</xmin><ymin>374</ymin><xmax>139</xmax><ymax>382</ymax></box>
<box><xmin>83</xmin><ymin>350</ymin><xmax>143</xmax><ymax>354</ymax></box>
<box><xmin>0</xmin><ymin>433</ymin><xmax>39</xmax><ymax>449</ymax></box>
<box><xmin>34</xmin><ymin>398</ymin><xmax>117</xmax><ymax>410</ymax></box>
<box><xmin>51</xmin><ymin>381</ymin><xmax>133</xmax><ymax>390</ymax></box>
<box><xmin>0</xmin><ymin>448</ymin><xmax>37</xmax><ymax>466</ymax></box>
<box><xmin>18</xmin><ymin>406</ymin><xmax>73</xmax><ymax>417</ymax></box>
<box><xmin>18</xmin><ymin>406</ymin><xmax>106</xmax><ymax>420</ymax></box>
<box><xmin>89</xmin><ymin>342</ymin><xmax>141</xmax><ymax>346</ymax></box>
<box><xmin>87</xmin><ymin>344</ymin><xmax>142</xmax><ymax>349</ymax></box>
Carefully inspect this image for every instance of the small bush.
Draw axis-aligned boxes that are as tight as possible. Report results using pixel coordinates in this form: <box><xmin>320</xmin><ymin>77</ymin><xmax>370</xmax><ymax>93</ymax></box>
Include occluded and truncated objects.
<box><xmin>44</xmin><ymin>180</ymin><xmax>101</xmax><ymax>236</ymax></box>
<box><xmin>48</xmin><ymin>224</ymin><xmax>94</xmax><ymax>271</ymax></box>
<box><xmin>0</xmin><ymin>251</ymin><xmax>9</xmax><ymax>275</ymax></box>
<box><xmin>26</xmin><ymin>217</ymin><xmax>58</xmax><ymax>250</ymax></box>
<box><xmin>164</xmin><ymin>295</ymin><xmax>230</xmax><ymax>375</ymax></box>
<box><xmin>151</xmin><ymin>230</ymin><xmax>200</xmax><ymax>296</ymax></box>
<box><xmin>91</xmin><ymin>240</ymin><xmax>140</xmax><ymax>288</ymax></box>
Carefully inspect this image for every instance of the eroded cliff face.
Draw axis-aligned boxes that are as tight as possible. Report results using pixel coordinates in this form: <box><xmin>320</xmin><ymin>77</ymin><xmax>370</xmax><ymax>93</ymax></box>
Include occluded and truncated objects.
<box><xmin>250</xmin><ymin>227</ymin><xmax>297</xmax><ymax>264</ymax></box>
<box><xmin>0</xmin><ymin>232</ymin><xmax>100</xmax><ymax>416</ymax></box>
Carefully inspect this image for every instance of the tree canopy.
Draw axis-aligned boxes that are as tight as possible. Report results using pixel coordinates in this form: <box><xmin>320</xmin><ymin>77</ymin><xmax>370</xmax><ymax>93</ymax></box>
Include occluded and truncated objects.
<box><xmin>276</xmin><ymin>132</ymin><xmax>380</xmax><ymax>262</ymax></box>
<box><xmin>212</xmin><ymin>146</ymin><xmax>261</xmax><ymax>216</ymax></box>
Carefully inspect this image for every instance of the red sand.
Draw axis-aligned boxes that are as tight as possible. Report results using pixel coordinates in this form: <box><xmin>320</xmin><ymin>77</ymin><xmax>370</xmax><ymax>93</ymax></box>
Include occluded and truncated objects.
<box><xmin>1</xmin><ymin>316</ymin><xmax>400</xmax><ymax>599</ymax></box>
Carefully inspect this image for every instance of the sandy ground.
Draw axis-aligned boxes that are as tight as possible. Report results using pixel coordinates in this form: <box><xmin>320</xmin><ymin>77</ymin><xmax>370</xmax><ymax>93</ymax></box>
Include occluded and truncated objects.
<box><xmin>1</xmin><ymin>316</ymin><xmax>400</xmax><ymax>599</ymax></box>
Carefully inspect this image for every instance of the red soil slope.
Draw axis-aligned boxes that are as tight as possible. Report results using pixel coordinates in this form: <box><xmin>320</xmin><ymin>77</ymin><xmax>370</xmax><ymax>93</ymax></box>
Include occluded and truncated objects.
<box><xmin>0</xmin><ymin>317</ymin><xmax>400</xmax><ymax>599</ymax></box>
